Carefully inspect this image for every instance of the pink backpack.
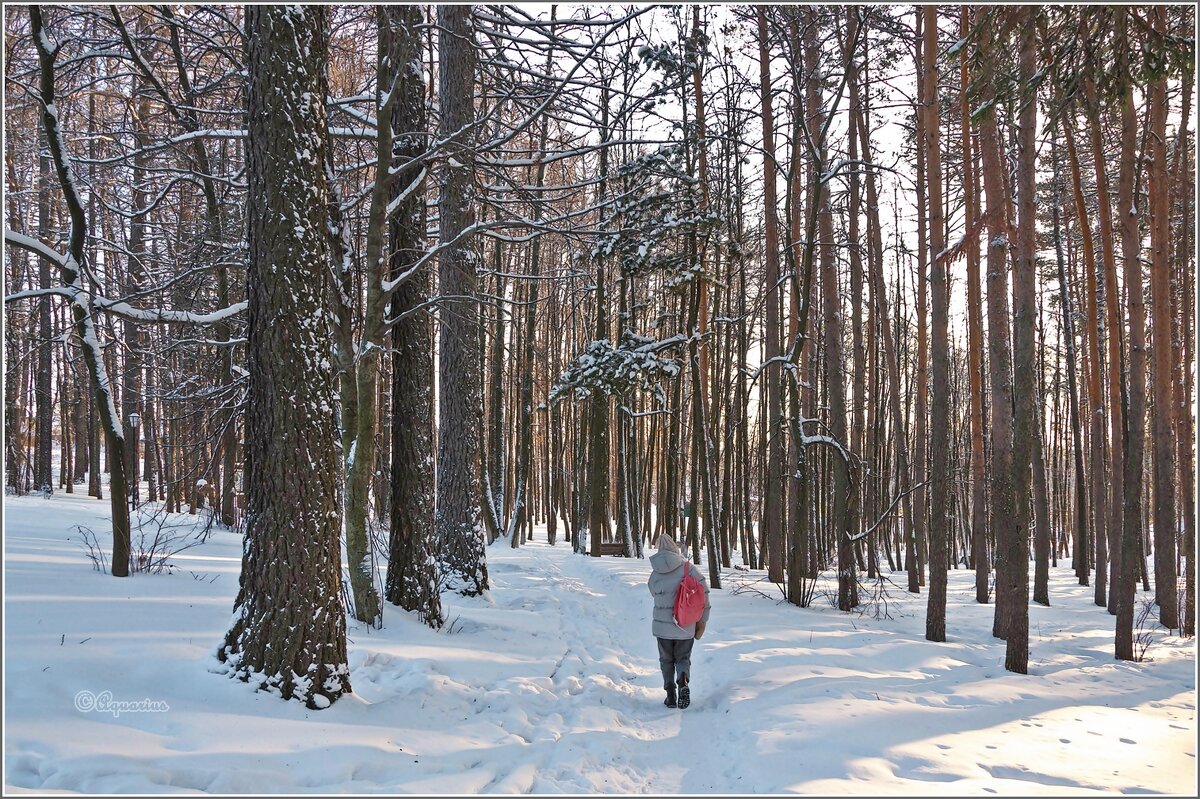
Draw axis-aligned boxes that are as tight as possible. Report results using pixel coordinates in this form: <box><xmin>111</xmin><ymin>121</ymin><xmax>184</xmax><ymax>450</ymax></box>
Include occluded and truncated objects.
<box><xmin>673</xmin><ymin>561</ymin><xmax>706</xmax><ymax>628</ymax></box>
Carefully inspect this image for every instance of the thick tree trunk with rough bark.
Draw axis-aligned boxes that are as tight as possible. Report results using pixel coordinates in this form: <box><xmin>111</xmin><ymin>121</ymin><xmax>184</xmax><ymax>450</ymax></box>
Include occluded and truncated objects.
<box><xmin>219</xmin><ymin>4</ymin><xmax>351</xmax><ymax>709</ymax></box>
<box><xmin>436</xmin><ymin>5</ymin><xmax>488</xmax><ymax>595</ymax></box>
<box><xmin>384</xmin><ymin>5</ymin><xmax>443</xmax><ymax>629</ymax></box>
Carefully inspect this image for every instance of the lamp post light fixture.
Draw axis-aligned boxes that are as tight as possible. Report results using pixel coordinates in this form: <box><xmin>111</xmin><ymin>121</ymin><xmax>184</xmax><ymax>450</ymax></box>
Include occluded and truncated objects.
<box><xmin>125</xmin><ymin>411</ymin><xmax>142</xmax><ymax>505</ymax></box>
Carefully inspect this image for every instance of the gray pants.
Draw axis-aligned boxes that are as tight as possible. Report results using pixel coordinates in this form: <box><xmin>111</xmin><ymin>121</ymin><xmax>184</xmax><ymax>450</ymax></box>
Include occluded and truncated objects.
<box><xmin>657</xmin><ymin>637</ymin><xmax>694</xmax><ymax>689</ymax></box>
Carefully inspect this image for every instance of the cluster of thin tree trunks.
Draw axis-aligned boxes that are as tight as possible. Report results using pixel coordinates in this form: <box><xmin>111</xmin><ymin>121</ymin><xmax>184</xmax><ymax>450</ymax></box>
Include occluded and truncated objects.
<box><xmin>4</xmin><ymin>5</ymin><xmax>1193</xmax><ymax>707</ymax></box>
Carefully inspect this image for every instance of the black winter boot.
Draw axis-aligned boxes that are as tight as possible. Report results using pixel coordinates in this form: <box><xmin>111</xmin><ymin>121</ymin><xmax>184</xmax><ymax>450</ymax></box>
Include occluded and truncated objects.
<box><xmin>677</xmin><ymin>675</ymin><xmax>690</xmax><ymax>710</ymax></box>
<box><xmin>664</xmin><ymin>684</ymin><xmax>677</xmax><ymax>708</ymax></box>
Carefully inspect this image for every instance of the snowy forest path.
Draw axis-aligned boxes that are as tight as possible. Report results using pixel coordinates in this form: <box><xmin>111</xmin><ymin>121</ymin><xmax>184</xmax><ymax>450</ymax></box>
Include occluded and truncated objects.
<box><xmin>510</xmin><ymin>544</ymin><xmax>747</xmax><ymax>793</ymax></box>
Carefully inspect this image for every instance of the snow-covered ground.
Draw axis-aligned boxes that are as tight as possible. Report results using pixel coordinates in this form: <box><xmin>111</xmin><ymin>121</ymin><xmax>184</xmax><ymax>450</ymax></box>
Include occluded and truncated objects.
<box><xmin>3</xmin><ymin>491</ymin><xmax>1196</xmax><ymax>794</ymax></box>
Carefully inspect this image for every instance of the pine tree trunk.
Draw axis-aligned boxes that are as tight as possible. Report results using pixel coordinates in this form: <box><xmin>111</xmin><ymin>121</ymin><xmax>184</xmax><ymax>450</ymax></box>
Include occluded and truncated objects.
<box><xmin>924</xmin><ymin>5</ymin><xmax>949</xmax><ymax>640</ymax></box>
<box><xmin>847</xmin><ymin>8</ymin><xmax>868</xmax><ymax>586</ymax></box>
<box><xmin>4</xmin><ymin>134</ymin><xmax>27</xmax><ymax>495</ymax></box>
<box><xmin>1063</xmin><ymin>113</ymin><xmax>1107</xmax><ymax>597</ymax></box>
<box><xmin>218</xmin><ymin>4</ymin><xmax>350</xmax><ymax>708</ymax></box>
<box><xmin>143</xmin><ymin>365</ymin><xmax>158</xmax><ymax>501</ymax></box>
<box><xmin>756</xmin><ymin>7</ymin><xmax>785</xmax><ymax>586</ymax></box>
<box><xmin>436</xmin><ymin>4</ymin><xmax>488</xmax><ymax>594</ymax></box>
<box><xmin>1086</xmin><ymin>74</ymin><xmax>1125</xmax><ymax>616</ymax></box>
<box><xmin>35</xmin><ymin>153</ymin><xmax>53</xmax><ymax>494</ymax></box>
<box><xmin>510</xmin><ymin>18</ymin><xmax>556</xmax><ymax>551</ymax></box>
<box><xmin>805</xmin><ymin>9</ymin><xmax>853</xmax><ymax>611</ymax></box>
<box><xmin>1031</xmin><ymin>414</ymin><xmax>1052</xmax><ymax>606</ymax></box>
<box><xmin>961</xmin><ymin>6</ymin><xmax>990</xmax><ymax>603</ymax></box>
<box><xmin>1115</xmin><ymin>8</ymin><xmax>1146</xmax><ymax>661</ymax></box>
<box><xmin>89</xmin><ymin>393</ymin><xmax>102</xmax><ymax>500</ymax></box>
<box><xmin>1052</xmin><ymin>118</ymin><xmax>1090</xmax><ymax>591</ymax></box>
<box><xmin>1147</xmin><ymin>6</ymin><xmax>1178</xmax><ymax>630</ymax></box>
<box><xmin>1002</xmin><ymin>9</ymin><xmax>1037</xmax><ymax>674</ymax></box>
<box><xmin>485</xmin><ymin>244</ymin><xmax>506</xmax><ymax>543</ymax></box>
<box><xmin>345</xmin><ymin>0</ymin><xmax>420</xmax><ymax>627</ymax></box>
<box><xmin>786</xmin><ymin>9</ymin><xmax>806</xmax><ymax>599</ymax></box>
<box><xmin>690</xmin><ymin>8</ymin><xmax>721</xmax><ymax>586</ymax></box>
<box><xmin>75</xmin><ymin>361</ymin><xmax>90</xmax><ymax>485</ymax></box>
<box><xmin>856</xmin><ymin>92</ymin><xmax>915</xmax><ymax>582</ymax></box>
<box><xmin>121</xmin><ymin>51</ymin><xmax>149</xmax><ymax>507</ymax></box>
<box><xmin>976</xmin><ymin>14</ymin><xmax>1017</xmax><ymax>643</ymax></box>
<box><xmin>587</xmin><ymin>81</ymin><xmax>611</xmax><ymax>558</ymax></box>
<box><xmin>1172</xmin><ymin>69</ymin><xmax>1196</xmax><ymax>638</ymax></box>
<box><xmin>59</xmin><ymin>337</ymin><xmax>72</xmax><ymax>493</ymax></box>
<box><xmin>384</xmin><ymin>4</ymin><xmax>443</xmax><ymax>629</ymax></box>
<box><xmin>911</xmin><ymin>12</ymin><xmax>929</xmax><ymax>592</ymax></box>
<box><xmin>546</xmin><ymin>293</ymin><xmax>561</xmax><ymax>547</ymax></box>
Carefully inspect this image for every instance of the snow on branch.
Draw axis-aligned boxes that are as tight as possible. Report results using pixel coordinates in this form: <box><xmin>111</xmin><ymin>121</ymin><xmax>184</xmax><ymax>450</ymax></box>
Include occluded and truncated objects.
<box><xmin>802</xmin><ymin>434</ymin><xmax>851</xmax><ymax>464</ymax></box>
<box><xmin>4</xmin><ymin>230</ymin><xmax>69</xmax><ymax>268</ymax></box>
<box><xmin>550</xmin><ymin>333</ymin><xmax>683</xmax><ymax>404</ymax></box>
<box><xmin>92</xmin><ymin>297</ymin><xmax>248</xmax><ymax>325</ymax></box>
<box><xmin>4</xmin><ymin>230</ymin><xmax>247</xmax><ymax>324</ymax></box>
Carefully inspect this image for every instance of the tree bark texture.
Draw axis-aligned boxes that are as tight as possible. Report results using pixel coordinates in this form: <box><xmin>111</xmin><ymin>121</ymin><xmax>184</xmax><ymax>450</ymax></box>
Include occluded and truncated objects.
<box><xmin>385</xmin><ymin>4</ymin><xmax>443</xmax><ymax>629</ymax></box>
<box><xmin>219</xmin><ymin>4</ymin><xmax>351</xmax><ymax>709</ymax></box>
<box><xmin>436</xmin><ymin>4</ymin><xmax>488</xmax><ymax>595</ymax></box>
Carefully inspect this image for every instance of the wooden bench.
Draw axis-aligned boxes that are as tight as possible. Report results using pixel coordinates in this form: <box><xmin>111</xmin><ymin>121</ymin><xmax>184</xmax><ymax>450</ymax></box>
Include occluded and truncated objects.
<box><xmin>596</xmin><ymin>541</ymin><xmax>629</xmax><ymax>557</ymax></box>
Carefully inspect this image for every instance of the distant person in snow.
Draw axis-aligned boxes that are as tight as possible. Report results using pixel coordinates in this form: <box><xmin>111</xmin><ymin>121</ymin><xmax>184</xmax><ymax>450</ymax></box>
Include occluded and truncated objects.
<box><xmin>648</xmin><ymin>534</ymin><xmax>711</xmax><ymax>709</ymax></box>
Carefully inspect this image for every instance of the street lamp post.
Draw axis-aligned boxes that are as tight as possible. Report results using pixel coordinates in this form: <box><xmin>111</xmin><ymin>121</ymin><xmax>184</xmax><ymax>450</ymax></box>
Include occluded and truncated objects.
<box><xmin>127</xmin><ymin>411</ymin><xmax>141</xmax><ymax>504</ymax></box>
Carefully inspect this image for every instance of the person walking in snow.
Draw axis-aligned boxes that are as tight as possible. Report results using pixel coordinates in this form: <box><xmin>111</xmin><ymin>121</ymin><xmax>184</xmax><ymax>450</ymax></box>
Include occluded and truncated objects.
<box><xmin>648</xmin><ymin>534</ymin><xmax>711</xmax><ymax>709</ymax></box>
